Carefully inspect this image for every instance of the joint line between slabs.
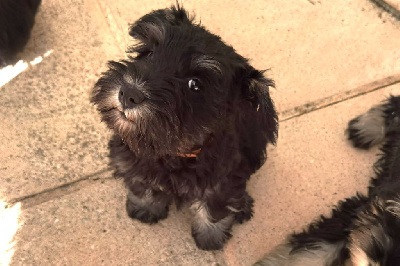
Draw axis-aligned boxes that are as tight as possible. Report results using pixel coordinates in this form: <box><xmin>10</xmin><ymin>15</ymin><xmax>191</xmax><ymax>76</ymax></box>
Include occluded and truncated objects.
<box><xmin>6</xmin><ymin>167</ymin><xmax>113</xmax><ymax>210</ymax></box>
<box><xmin>279</xmin><ymin>74</ymin><xmax>400</xmax><ymax>122</ymax></box>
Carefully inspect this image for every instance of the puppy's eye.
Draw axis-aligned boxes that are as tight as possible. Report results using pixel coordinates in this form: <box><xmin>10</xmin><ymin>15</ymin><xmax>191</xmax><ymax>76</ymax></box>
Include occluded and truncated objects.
<box><xmin>188</xmin><ymin>79</ymin><xmax>200</xmax><ymax>92</ymax></box>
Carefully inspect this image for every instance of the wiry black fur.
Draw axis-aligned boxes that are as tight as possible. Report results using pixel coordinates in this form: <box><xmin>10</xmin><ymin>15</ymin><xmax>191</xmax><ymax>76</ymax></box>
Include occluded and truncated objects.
<box><xmin>347</xmin><ymin>120</ymin><xmax>375</xmax><ymax>149</ymax></box>
<box><xmin>0</xmin><ymin>0</ymin><xmax>41</xmax><ymax>66</ymax></box>
<box><xmin>255</xmin><ymin>96</ymin><xmax>400</xmax><ymax>266</ymax></box>
<box><xmin>289</xmin><ymin>194</ymin><xmax>369</xmax><ymax>265</ymax></box>
<box><xmin>91</xmin><ymin>5</ymin><xmax>277</xmax><ymax>250</ymax></box>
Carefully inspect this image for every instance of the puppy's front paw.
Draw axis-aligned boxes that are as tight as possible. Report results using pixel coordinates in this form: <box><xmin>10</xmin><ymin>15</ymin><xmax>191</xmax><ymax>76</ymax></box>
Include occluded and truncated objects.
<box><xmin>125</xmin><ymin>193</ymin><xmax>169</xmax><ymax>224</ymax></box>
<box><xmin>233</xmin><ymin>193</ymin><xmax>254</xmax><ymax>224</ymax></box>
<box><xmin>234</xmin><ymin>209</ymin><xmax>253</xmax><ymax>224</ymax></box>
<box><xmin>191</xmin><ymin>212</ymin><xmax>234</xmax><ymax>250</ymax></box>
<box><xmin>191</xmin><ymin>225</ymin><xmax>232</xmax><ymax>251</ymax></box>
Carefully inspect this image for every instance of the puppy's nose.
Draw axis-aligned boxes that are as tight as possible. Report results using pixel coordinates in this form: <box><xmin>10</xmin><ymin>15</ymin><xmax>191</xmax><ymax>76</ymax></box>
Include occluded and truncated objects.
<box><xmin>119</xmin><ymin>86</ymin><xmax>145</xmax><ymax>108</ymax></box>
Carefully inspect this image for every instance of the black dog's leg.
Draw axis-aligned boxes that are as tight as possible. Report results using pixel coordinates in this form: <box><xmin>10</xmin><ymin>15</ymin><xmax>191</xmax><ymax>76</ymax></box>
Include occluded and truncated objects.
<box><xmin>190</xmin><ymin>188</ymin><xmax>254</xmax><ymax>250</ymax></box>
<box><xmin>346</xmin><ymin>102</ymin><xmax>386</xmax><ymax>149</ymax></box>
<box><xmin>108</xmin><ymin>135</ymin><xmax>172</xmax><ymax>224</ymax></box>
<box><xmin>190</xmin><ymin>200</ymin><xmax>234</xmax><ymax>251</ymax></box>
<box><xmin>126</xmin><ymin>181</ymin><xmax>172</xmax><ymax>224</ymax></box>
<box><xmin>347</xmin><ymin>96</ymin><xmax>400</xmax><ymax>150</ymax></box>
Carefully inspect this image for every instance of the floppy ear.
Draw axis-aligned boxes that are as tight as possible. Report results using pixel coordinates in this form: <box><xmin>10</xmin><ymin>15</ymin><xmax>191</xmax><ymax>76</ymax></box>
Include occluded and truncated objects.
<box><xmin>129</xmin><ymin>5</ymin><xmax>193</xmax><ymax>44</ymax></box>
<box><xmin>242</xmin><ymin>69</ymin><xmax>278</xmax><ymax>145</ymax></box>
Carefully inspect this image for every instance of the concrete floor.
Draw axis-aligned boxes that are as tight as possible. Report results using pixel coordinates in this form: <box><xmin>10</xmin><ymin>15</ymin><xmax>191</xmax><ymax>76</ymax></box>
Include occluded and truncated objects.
<box><xmin>1</xmin><ymin>0</ymin><xmax>400</xmax><ymax>265</ymax></box>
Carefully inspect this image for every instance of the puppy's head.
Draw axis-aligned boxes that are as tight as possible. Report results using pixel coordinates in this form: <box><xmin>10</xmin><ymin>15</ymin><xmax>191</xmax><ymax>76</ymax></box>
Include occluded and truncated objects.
<box><xmin>348</xmin><ymin>197</ymin><xmax>400</xmax><ymax>266</ymax></box>
<box><xmin>91</xmin><ymin>5</ymin><xmax>277</xmax><ymax>157</ymax></box>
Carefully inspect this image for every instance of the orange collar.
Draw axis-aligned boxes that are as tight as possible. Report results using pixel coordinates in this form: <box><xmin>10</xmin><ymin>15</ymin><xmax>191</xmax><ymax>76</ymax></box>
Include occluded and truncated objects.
<box><xmin>176</xmin><ymin>136</ymin><xmax>213</xmax><ymax>158</ymax></box>
<box><xmin>176</xmin><ymin>147</ymin><xmax>202</xmax><ymax>158</ymax></box>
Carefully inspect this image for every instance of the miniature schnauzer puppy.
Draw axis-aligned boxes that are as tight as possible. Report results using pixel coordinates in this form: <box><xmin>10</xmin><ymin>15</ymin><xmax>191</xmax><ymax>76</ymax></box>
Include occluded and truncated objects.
<box><xmin>91</xmin><ymin>5</ymin><xmax>278</xmax><ymax>250</ymax></box>
<box><xmin>0</xmin><ymin>0</ymin><xmax>41</xmax><ymax>66</ymax></box>
<box><xmin>255</xmin><ymin>95</ymin><xmax>400</xmax><ymax>265</ymax></box>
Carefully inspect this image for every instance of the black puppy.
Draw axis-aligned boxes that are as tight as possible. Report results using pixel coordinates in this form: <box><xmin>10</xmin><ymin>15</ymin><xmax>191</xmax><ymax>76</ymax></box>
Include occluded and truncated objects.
<box><xmin>255</xmin><ymin>96</ymin><xmax>400</xmax><ymax>265</ymax></box>
<box><xmin>0</xmin><ymin>0</ymin><xmax>41</xmax><ymax>66</ymax></box>
<box><xmin>91</xmin><ymin>5</ymin><xmax>278</xmax><ymax>250</ymax></box>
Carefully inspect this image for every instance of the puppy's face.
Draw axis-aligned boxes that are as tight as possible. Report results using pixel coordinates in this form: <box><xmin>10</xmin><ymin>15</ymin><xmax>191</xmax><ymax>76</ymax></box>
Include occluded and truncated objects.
<box><xmin>91</xmin><ymin>6</ymin><xmax>276</xmax><ymax>157</ymax></box>
<box><xmin>348</xmin><ymin>198</ymin><xmax>400</xmax><ymax>266</ymax></box>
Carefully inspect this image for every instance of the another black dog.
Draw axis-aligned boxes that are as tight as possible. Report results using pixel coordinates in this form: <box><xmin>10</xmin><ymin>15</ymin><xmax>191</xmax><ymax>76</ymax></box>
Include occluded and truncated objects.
<box><xmin>0</xmin><ymin>0</ymin><xmax>41</xmax><ymax>67</ymax></box>
<box><xmin>91</xmin><ymin>5</ymin><xmax>278</xmax><ymax>250</ymax></box>
<box><xmin>255</xmin><ymin>96</ymin><xmax>400</xmax><ymax>265</ymax></box>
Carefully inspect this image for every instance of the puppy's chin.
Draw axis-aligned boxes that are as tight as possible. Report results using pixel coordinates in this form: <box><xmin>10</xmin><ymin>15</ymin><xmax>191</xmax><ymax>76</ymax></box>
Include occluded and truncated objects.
<box><xmin>123</xmin><ymin>108</ymin><xmax>139</xmax><ymax>122</ymax></box>
<box><xmin>101</xmin><ymin>108</ymin><xmax>138</xmax><ymax>138</ymax></box>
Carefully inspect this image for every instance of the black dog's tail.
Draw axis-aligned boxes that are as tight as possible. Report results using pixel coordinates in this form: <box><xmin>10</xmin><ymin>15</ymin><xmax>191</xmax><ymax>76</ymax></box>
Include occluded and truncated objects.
<box><xmin>253</xmin><ymin>195</ymin><xmax>368</xmax><ymax>266</ymax></box>
<box><xmin>346</xmin><ymin>95</ymin><xmax>400</xmax><ymax>150</ymax></box>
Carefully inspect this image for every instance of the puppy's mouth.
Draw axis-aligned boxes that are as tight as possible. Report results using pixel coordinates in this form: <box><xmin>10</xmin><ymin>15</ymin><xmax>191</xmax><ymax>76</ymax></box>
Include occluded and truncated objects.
<box><xmin>120</xmin><ymin>108</ymin><xmax>139</xmax><ymax>123</ymax></box>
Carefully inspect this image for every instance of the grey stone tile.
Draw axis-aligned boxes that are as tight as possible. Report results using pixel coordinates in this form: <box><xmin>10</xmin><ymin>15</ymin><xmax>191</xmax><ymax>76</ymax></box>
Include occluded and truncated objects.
<box><xmin>9</xmin><ymin>178</ymin><xmax>221</xmax><ymax>265</ymax></box>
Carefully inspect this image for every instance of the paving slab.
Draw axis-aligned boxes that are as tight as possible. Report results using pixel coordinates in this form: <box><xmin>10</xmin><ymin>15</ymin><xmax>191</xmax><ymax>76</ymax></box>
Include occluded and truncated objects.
<box><xmin>0</xmin><ymin>0</ymin><xmax>122</xmax><ymax>200</ymax></box>
<box><xmin>221</xmin><ymin>84</ymin><xmax>400</xmax><ymax>265</ymax></box>
<box><xmin>8</xmin><ymin>177</ymin><xmax>222</xmax><ymax>266</ymax></box>
<box><xmin>101</xmin><ymin>0</ymin><xmax>400</xmax><ymax>112</ymax></box>
<box><xmin>0</xmin><ymin>113</ymin><xmax>110</xmax><ymax>200</ymax></box>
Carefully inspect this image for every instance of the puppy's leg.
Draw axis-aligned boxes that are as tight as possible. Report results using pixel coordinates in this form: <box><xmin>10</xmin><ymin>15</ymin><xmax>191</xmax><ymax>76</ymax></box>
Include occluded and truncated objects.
<box><xmin>108</xmin><ymin>136</ymin><xmax>171</xmax><ymax>223</ymax></box>
<box><xmin>190</xmin><ymin>201</ymin><xmax>234</xmax><ymax>250</ymax></box>
<box><xmin>347</xmin><ymin>103</ymin><xmax>386</xmax><ymax>149</ymax></box>
<box><xmin>126</xmin><ymin>182</ymin><xmax>171</xmax><ymax>224</ymax></box>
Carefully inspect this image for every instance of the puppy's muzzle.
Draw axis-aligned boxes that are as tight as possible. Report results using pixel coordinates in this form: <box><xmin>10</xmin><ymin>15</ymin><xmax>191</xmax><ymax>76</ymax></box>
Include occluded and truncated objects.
<box><xmin>119</xmin><ymin>86</ymin><xmax>146</xmax><ymax>109</ymax></box>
